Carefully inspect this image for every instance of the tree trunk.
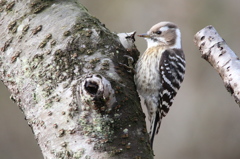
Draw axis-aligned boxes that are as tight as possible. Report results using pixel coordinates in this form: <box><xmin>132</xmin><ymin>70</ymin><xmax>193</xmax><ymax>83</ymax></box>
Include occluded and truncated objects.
<box><xmin>194</xmin><ymin>25</ymin><xmax>240</xmax><ymax>106</ymax></box>
<box><xmin>0</xmin><ymin>0</ymin><xmax>153</xmax><ymax>158</ymax></box>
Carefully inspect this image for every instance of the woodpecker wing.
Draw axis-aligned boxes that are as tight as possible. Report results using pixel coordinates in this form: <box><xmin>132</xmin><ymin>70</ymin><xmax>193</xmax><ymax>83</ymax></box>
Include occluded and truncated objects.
<box><xmin>149</xmin><ymin>48</ymin><xmax>185</xmax><ymax>147</ymax></box>
<box><xmin>159</xmin><ymin>48</ymin><xmax>185</xmax><ymax>117</ymax></box>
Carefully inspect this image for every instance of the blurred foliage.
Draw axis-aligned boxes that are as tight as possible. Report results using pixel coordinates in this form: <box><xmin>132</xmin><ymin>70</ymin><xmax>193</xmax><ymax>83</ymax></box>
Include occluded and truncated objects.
<box><xmin>1</xmin><ymin>0</ymin><xmax>240</xmax><ymax>158</ymax></box>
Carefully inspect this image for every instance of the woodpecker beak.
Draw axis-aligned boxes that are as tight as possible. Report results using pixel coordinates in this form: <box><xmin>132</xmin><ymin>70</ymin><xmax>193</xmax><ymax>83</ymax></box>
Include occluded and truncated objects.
<box><xmin>138</xmin><ymin>33</ymin><xmax>150</xmax><ymax>38</ymax></box>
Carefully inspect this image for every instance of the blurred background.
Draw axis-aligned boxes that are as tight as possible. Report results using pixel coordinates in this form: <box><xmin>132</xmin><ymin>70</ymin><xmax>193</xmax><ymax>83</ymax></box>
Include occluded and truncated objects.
<box><xmin>1</xmin><ymin>0</ymin><xmax>240</xmax><ymax>158</ymax></box>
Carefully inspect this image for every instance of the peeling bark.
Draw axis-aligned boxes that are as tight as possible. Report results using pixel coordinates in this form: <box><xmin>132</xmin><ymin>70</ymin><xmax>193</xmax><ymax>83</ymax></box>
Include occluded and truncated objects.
<box><xmin>0</xmin><ymin>0</ymin><xmax>153</xmax><ymax>158</ymax></box>
<box><xmin>194</xmin><ymin>25</ymin><xmax>240</xmax><ymax>106</ymax></box>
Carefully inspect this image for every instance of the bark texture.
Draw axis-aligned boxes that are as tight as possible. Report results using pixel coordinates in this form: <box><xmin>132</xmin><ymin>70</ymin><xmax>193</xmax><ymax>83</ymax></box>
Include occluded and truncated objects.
<box><xmin>194</xmin><ymin>25</ymin><xmax>240</xmax><ymax>106</ymax></box>
<box><xmin>0</xmin><ymin>0</ymin><xmax>152</xmax><ymax>158</ymax></box>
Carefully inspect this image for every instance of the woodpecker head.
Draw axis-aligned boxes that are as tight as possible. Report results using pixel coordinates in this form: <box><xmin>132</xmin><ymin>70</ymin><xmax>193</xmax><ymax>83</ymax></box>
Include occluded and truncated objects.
<box><xmin>138</xmin><ymin>21</ymin><xmax>181</xmax><ymax>49</ymax></box>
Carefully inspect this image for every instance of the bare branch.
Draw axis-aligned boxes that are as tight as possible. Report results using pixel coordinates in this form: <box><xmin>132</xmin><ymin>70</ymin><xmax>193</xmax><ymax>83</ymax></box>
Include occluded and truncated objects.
<box><xmin>194</xmin><ymin>25</ymin><xmax>240</xmax><ymax>106</ymax></box>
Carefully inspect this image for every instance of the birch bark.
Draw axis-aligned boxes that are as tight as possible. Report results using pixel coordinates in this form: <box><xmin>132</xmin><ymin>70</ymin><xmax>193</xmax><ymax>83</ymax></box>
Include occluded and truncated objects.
<box><xmin>194</xmin><ymin>25</ymin><xmax>240</xmax><ymax>106</ymax></box>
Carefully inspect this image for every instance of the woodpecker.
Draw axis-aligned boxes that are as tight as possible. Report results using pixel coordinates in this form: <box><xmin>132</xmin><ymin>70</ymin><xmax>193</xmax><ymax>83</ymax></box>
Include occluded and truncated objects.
<box><xmin>134</xmin><ymin>21</ymin><xmax>185</xmax><ymax>148</ymax></box>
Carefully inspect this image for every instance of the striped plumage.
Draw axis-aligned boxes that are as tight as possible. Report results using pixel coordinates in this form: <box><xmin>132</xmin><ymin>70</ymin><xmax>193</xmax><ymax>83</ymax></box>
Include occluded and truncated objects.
<box><xmin>134</xmin><ymin>21</ymin><xmax>185</xmax><ymax>148</ymax></box>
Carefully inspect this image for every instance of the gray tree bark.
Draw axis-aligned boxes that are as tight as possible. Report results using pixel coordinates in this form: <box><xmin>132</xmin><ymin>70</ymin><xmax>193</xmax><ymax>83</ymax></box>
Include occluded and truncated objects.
<box><xmin>0</xmin><ymin>0</ymin><xmax>153</xmax><ymax>158</ymax></box>
<box><xmin>194</xmin><ymin>25</ymin><xmax>240</xmax><ymax>106</ymax></box>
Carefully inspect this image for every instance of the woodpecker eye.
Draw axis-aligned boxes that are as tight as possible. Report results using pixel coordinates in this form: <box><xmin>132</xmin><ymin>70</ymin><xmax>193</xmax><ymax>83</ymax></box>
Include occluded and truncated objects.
<box><xmin>155</xmin><ymin>31</ymin><xmax>162</xmax><ymax>35</ymax></box>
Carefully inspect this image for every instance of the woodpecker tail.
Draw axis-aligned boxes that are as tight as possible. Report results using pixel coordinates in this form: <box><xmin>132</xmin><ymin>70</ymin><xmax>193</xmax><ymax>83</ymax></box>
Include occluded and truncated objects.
<box><xmin>149</xmin><ymin>110</ymin><xmax>162</xmax><ymax>148</ymax></box>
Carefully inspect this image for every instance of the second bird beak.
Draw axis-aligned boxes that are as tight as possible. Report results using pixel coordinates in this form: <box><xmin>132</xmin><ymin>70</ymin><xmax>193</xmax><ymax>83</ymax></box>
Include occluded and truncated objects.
<box><xmin>138</xmin><ymin>33</ymin><xmax>150</xmax><ymax>38</ymax></box>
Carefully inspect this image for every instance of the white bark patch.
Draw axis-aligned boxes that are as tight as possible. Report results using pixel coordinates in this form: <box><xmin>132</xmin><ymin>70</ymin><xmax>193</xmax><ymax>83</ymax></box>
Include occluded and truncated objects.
<box><xmin>117</xmin><ymin>31</ymin><xmax>136</xmax><ymax>50</ymax></box>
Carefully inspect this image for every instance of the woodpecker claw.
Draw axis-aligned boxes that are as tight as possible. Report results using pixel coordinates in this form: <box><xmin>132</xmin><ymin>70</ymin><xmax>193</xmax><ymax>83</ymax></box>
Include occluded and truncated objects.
<box><xmin>118</xmin><ymin>55</ymin><xmax>135</xmax><ymax>74</ymax></box>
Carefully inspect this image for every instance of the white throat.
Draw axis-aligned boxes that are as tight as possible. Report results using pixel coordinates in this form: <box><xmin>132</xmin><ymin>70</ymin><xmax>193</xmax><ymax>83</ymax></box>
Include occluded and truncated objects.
<box><xmin>145</xmin><ymin>38</ymin><xmax>159</xmax><ymax>49</ymax></box>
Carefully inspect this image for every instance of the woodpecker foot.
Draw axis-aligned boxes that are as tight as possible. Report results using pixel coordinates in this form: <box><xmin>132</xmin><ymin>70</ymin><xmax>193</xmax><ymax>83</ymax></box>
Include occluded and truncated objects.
<box><xmin>119</xmin><ymin>55</ymin><xmax>136</xmax><ymax>74</ymax></box>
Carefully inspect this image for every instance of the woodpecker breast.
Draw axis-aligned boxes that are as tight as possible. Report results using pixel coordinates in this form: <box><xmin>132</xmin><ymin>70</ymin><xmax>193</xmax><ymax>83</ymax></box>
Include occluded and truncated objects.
<box><xmin>134</xmin><ymin>46</ymin><xmax>164</xmax><ymax>96</ymax></box>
